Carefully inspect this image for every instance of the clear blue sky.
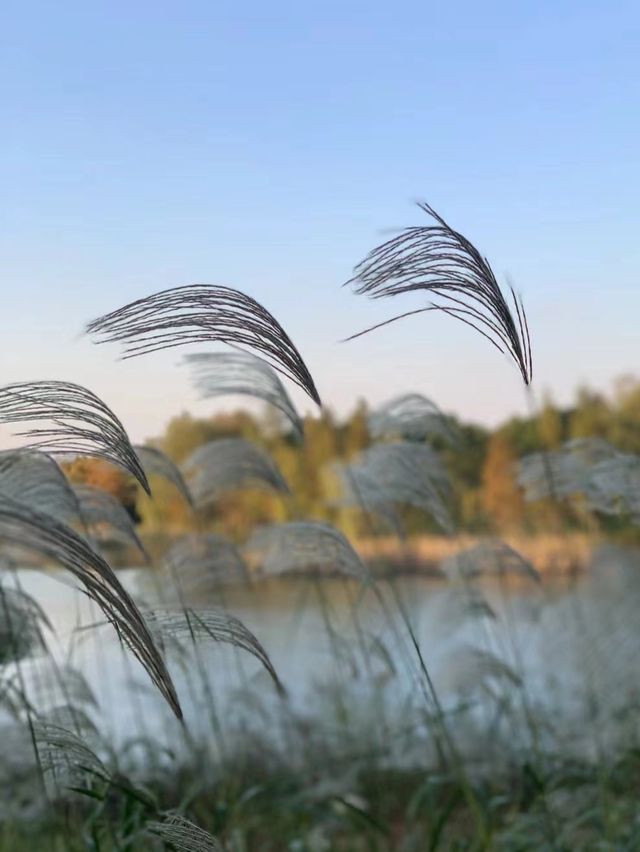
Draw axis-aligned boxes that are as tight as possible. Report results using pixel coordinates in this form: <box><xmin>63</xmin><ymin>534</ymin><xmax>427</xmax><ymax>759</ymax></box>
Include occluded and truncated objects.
<box><xmin>1</xmin><ymin>1</ymin><xmax>639</xmax><ymax>441</ymax></box>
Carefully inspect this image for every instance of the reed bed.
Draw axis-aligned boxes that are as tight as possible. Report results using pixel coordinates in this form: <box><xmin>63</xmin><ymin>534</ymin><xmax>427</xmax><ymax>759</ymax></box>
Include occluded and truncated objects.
<box><xmin>0</xmin><ymin>205</ymin><xmax>639</xmax><ymax>851</ymax></box>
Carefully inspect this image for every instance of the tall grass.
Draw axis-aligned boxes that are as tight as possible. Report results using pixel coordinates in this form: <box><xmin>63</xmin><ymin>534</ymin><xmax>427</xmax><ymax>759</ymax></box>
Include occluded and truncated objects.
<box><xmin>0</xmin><ymin>236</ymin><xmax>639</xmax><ymax>852</ymax></box>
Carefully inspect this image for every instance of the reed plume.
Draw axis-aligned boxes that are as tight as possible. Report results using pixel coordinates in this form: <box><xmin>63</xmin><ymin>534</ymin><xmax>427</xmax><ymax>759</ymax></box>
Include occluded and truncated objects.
<box><xmin>134</xmin><ymin>445</ymin><xmax>194</xmax><ymax>508</ymax></box>
<box><xmin>0</xmin><ymin>381</ymin><xmax>149</xmax><ymax>493</ymax></box>
<box><xmin>86</xmin><ymin>284</ymin><xmax>321</xmax><ymax>405</ymax></box>
<box><xmin>184</xmin><ymin>350</ymin><xmax>304</xmax><ymax>439</ymax></box>
<box><xmin>0</xmin><ymin>496</ymin><xmax>182</xmax><ymax>718</ymax></box>
<box><xmin>345</xmin><ymin>202</ymin><xmax>532</xmax><ymax>385</ymax></box>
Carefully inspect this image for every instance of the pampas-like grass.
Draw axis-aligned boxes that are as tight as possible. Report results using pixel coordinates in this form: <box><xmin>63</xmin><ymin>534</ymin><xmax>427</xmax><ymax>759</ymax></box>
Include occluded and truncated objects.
<box><xmin>147</xmin><ymin>608</ymin><xmax>284</xmax><ymax>695</ymax></box>
<box><xmin>246</xmin><ymin>521</ymin><xmax>369</xmax><ymax>581</ymax></box>
<box><xmin>0</xmin><ymin>583</ymin><xmax>51</xmax><ymax>663</ymax></box>
<box><xmin>162</xmin><ymin>533</ymin><xmax>248</xmax><ymax>598</ymax></box>
<box><xmin>33</xmin><ymin>719</ymin><xmax>108</xmax><ymax>784</ymax></box>
<box><xmin>0</xmin><ymin>450</ymin><xmax>81</xmax><ymax>525</ymax></box>
<box><xmin>337</xmin><ymin>441</ymin><xmax>453</xmax><ymax>532</ymax></box>
<box><xmin>332</xmin><ymin>462</ymin><xmax>404</xmax><ymax>535</ymax></box>
<box><xmin>182</xmin><ymin>437</ymin><xmax>289</xmax><ymax>509</ymax></box>
<box><xmin>345</xmin><ymin>202</ymin><xmax>532</xmax><ymax>385</ymax></box>
<box><xmin>0</xmin><ymin>495</ymin><xmax>182</xmax><ymax>719</ymax></box>
<box><xmin>440</xmin><ymin>540</ymin><xmax>540</xmax><ymax>583</ymax></box>
<box><xmin>519</xmin><ymin>438</ymin><xmax>640</xmax><ymax>520</ymax></box>
<box><xmin>26</xmin><ymin>663</ymin><xmax>98</xmax><ymax>712</ymax></box>
<box><xmin>0</xmin><ymin>381</ymin><xmax>150</xmax><ymax>493</ymax></box>
<box><xmin>73</xmin><ymin>484</ymin><xmax>148</xmax><ymax>559</ymax></box>
<box><xmin>438</xmin><ymin>645</ymin><xmax>522</xmax><ymax>697</ymax></box>
<box><xmin>184</xmin><ymin>351</ymin><xmax>304</xmax><ymax>439</ymax></box>
<box><xmin>134</xmin><ymin>445</ymin><xmax>194</xmax><ymax>508</ymax></box>
<box><xmin>85</xmin><ymin>284</ymin><xmax>321</xmax><ymax>405</ymax></box>
<box><xmin>368</xmin><ymin>393</ymin><xmax>458</xmax><ymax>444</ymax></box>
<box><xmin>434</xmin><ymin>587</ymin><xmax>497</xmax><ymax>631</ymax></box>
<box><xmin>146</xmin><ymin>813</ymin><xmax>222</xmax><ymax>851</ymax></box>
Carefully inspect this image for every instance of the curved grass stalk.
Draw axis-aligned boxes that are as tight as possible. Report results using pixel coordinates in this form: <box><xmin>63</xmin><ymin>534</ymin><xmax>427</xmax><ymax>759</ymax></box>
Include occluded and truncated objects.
<box><xmin>147</xmin><ymin>607</ymin><xmax>285</xmax><ymax>696</ymax></box>
<box><xmin>0</xmin><ymin>381</ymin><xmax>149</xmax><ymax>493</ymax></box>
<box><xmin>183</xmin><ymin>437</ymin><xmax>289</xmax><ymax>509</ymax></box>
<box><xmin>74</xmin><ymin>484</ymin><xmax>148</xmax><ymax>559</ymax></box>
<box><xmin>184</xmin><ymin>350</ymin><xmax>304</xmax><ymax>439</ymax></box>
<box><xmin>146</xmin><ymin>812</ymin><xmax>222</xmax><ymax>851</ymax></box>
<box><xmin>246</xmin><ymin>521</ymin><xmax>369</xmax><ymax>581</ymax></box>
<box><xmin>368</xmin><ymin>393</ymin><xmax>458</xmax><ymax>444</ymax></box>
<box><xmin>134</xmin><ymin>444</ymin><xmax>194</xmax><ymax>508</ymax></box>
<box><xmin>345</xmin><ymin>201</ymin><xmax>532</xmax><ymax>385</ymax></box>
<box><xmin>0</xmin><ymin>450</ymin><xmax>81</xmax><ymax>525</ymax></box>
<box><xmin>336</xmin><ymin>441</ymin><xmax>454</xmax><ymax>533</ymax></box>
<box><xmin>85</xmin><ymin>283</ymin><xmax>321</xmax><ymax>405</ymax></box>
<box><xmin>0</xmin><ymin>495</ymin><xmax>182</xmax><ymax>719</ymax></box>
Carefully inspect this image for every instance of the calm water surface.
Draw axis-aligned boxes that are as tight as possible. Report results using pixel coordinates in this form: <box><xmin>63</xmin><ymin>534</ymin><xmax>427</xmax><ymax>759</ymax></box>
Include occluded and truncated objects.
<box><xmin>4</xmin><ymin>547</ymin><xmax>640</xmax><ymax>765</ymax></box>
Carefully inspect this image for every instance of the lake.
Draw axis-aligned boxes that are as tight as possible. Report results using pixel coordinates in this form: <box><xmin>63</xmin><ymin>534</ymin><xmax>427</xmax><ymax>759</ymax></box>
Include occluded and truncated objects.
<box><xmin>3</xmin><ymin>543</ymin><xmax>640</xmax><ymax>775</ymax></box>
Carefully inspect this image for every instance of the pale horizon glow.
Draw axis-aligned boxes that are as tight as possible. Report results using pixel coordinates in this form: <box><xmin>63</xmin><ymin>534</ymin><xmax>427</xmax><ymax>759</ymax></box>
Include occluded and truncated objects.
<box><xmin>2</xmin><ymin>1</ymin><xmax>639</xmax><ymax>443</ymax></box>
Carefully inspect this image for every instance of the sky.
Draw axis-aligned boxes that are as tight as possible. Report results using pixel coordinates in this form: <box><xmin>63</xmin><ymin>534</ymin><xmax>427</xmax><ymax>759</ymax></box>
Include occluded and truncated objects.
<box><xmin>1</xmin><ymin>1</ymin><xmax>639</xmax><ymax>442</ymax></box>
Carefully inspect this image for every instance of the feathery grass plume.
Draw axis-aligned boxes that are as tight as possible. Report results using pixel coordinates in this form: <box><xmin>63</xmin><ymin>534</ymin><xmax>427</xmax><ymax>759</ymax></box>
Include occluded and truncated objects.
<box><xmin>33</xmin><ymin>719</ymin><xmax>108</xmax><ymax>785</ymax></box>
<box><xmin>345</xmin><ymin>202</ymin><xmax>533</xmax><ymax>385</ymax></box>
<box><xmin>337</xmin><ymin>441</ymin><xmax>453</xmax><ymax>532</ymax></box>
<box><xmin>147</xmin><ymin>608</ymin><xmax>285</xmax><ymax>695</ymax></box>
<box><xmin>182</xmin><ymin>437</ymin><xmax>289</xmax><ymax>509</ymax></box>
<box><xmin>246</xmin><ymin>521</ymin><xmax>369</xmax><ymax>581</ymax></box>
<box><xmin>519</xmin><ymin>438</ymin><xmax>640</xmax><ymax>521</ymax></box>
<box><xmin>162</xmin><ymin>533</ymin><xmax>248</xmax><ymax>598</ymax></box>
<box><xmin>331</xmin><ymin>462</ymin><xmax>404</xmax><ymax>535</ymax></box>
<box><xmin>0</xmin><ymin>584</ymin><xmax>51</xmax><ymax>663</ymax></box>
<box><xmin>438</xmin><ymin>645</ymin><xmax>522</xmax><ymax>697</ymax></box>
<box><xmin>0</xmin><ymin>450</ymin><xmax>81</xmax><ymax>525</ymax></box>
<box><xmin>184</xmin><ymin>350</ymin><xmax>304</xmax><ymax>439</ymax></box>
<box><xmin>586</xmin><ymin>454</ymin><xmax>640</xmax><ymax>520</ymax></box>
<box><xmin>73</xmin><ymin>484</ymin><xmax>148</xmax><ymax>559</ymax></box>
<box><xmin>146</xmin><ymin>813</ymin><xmax>222</xmax><ymax>851</ymax></box>
<box><xmin>134</xmin><ymin>444</ymin><xmax>194</xmax><ymax>508</ymax></box>
<box><xmin>440</xmin><ymin>540</ymin><xmax>540</xmax><ymax>583</ymax></box>
<box><xmin>0</xmin><ymin>381</ymin><xmax>150</xmax><ymax>493</ymax></box>
<box><xmin>85</xmin><ymin>284</ymin><xmax>321</xmax><ymax>405</ymax></box>
<box><xmin>434</xmin><ymin>587</ymin><xmax>497</xmax><ymax>631</ymax></box>
<box><xmin>368</xmin><ymin>393</ymin><xmax>458</xmax><ymax>444</ymax></box>
<box><xmin>518</xmin><ymin>438</ymin><xmax>619</xmax><ymax>502</ymax></box>
<box><xmin>19</xmin><ymin>662</ymin><xmax>98</xmax><ymax>714</ymax></box>
<box><xmin>0</xmin><ymin>496</ymin><xmax>182</xmax><ymax>718</ymax></box>
<box><xmin>44</xmin><ymin>705</ymin><xmax>100</xmax><ymax>739</ymax></box>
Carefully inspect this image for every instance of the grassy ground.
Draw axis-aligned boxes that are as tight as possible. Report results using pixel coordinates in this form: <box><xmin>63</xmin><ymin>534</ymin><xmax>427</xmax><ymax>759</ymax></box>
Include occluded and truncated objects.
<box><xmin>3</xmin><ymin>747</ymin><xmax>640</xmax><ymax>850</ymax></box>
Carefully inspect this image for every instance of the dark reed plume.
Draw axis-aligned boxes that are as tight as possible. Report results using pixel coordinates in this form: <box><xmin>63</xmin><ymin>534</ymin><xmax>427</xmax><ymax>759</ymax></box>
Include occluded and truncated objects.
<box><xmin>147</xmin><ymin>608</ymin><xmax>285</xmax><ymax>695</ymax></box>
<box><xmin>134</xmin><ymin>445</ymin><xmax>194</xmax><ymax>508</ymax></box>
<box><xmin>184</xmin><ymin>350</ymin><xmax>304</xmax><ymax>439</ymax></box>
<box><xmin>368</xmin><ymin>392</ymin><xmax>458</xmax><ymax>444</ymax></box>
<box><xmin>33</xmin><ymin>719</ymin><xmax>108</xmax><ymax>784</ymax></box>
<box><xmin>440</xmin><ymin>644</ymin><xmax>522</xmax><ymax>697</ymax></box>
<box><xmin>441</xmin><ymin>539</ymin><xmax>540</xmax><ymax>583</ymax></box>
<box><xmin>0</xmin><ymin>450</ymin><xmax>81</xmax><ymax>525</ymax></box>
<box><xmin>0</xmin><ymin>583</ymin><xmax>51</xmax><ymax>663</ymax></box>
<box><xmin>146</xmin><ymin>813</ymin><xmax>222</xmax><ymax>852</ymax></box>
<box><xmin>246</xmin><ymin>521</ymin><xmax>369</xmax><ymax>581</ymax></box>
<box><xmin>336</xmin><ymin>441</ymin><xmax>454</xmax><ymax>533</ymax></box>
<box><xmin>519</xmin><ymin>438</ymin><xmax>640</xmax><ymax>522</ymax></box>
<box><xmin>73</xmin><ymin>484</ymin><xmax>148</xmax><ymax>559</ymax></box>
<box><xmin>0</xmin><ymin>495</ymin><xmax>182</xmax><ymax>718</ymax></box>
<box><xmin>345</xmin><ymin>202</ymin><xmax>533</xmax><ymax>385</ymax></box>
<box><xmin>0</xmin><ymin>381</ymin><xmax>150</xmax><ymax>493</ymax></box>
<box><xmin>182</xmin><ymin>437</ymin><xmax>289</xmax><ymax>509</ymax></box>
<box><xmin>85</xmin><ymin>284</ymin><xmax>322</xmax><ymax>405</ymax></box>
<box><xmin>25</xmin><ymin>663</ymin><xmax>98</xmax><ymax>715</ymax></box>
<box><xmin>162</xmin><ymin>532</ymin><xmax>248</xmax><ymax>600</ymax></box>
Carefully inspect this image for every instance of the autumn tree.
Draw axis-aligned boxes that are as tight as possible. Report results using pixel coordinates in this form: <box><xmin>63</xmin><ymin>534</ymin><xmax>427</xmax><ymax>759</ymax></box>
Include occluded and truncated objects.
<box><xmin>63</xmin><ymin>457</ymin><xmax>139</xmax><ymax>520</ymax></box>
<box><xmin>481</xmin><ymin>431</ymin><xmax>524</xmax><ymax>531</ymax></box>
